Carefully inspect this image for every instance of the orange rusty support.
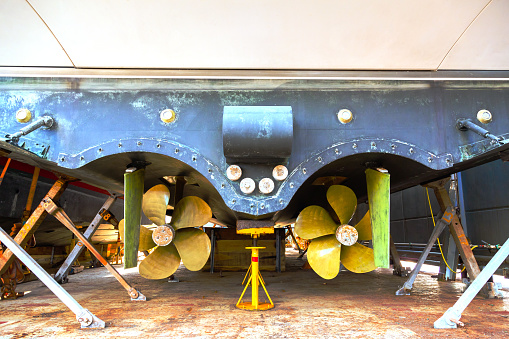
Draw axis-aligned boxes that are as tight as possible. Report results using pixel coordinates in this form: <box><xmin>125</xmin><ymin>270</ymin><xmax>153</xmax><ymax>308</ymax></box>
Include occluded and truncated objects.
<box><xmin>424</xmin><ymin>179</ymin><xmax>482</xmax><ymax>281</ymax></box>
<box><xmin>21</xmin><ymin>167</ymin><xmax>40</xmax><ymax>223</ymax></box>
<box><xmin>0</xmin><ymin>175</ymin><xmax>75</xmax><ymax>276</ymax></box>
<box><xmin>0</xmin><ymin>157</ymin><xmax>11</xmax><ymax>186</ymax></box>
<box><xmin>42</xmin><ymin>197</ymin><xmax>145</xmax><ymax>301</ymax></box>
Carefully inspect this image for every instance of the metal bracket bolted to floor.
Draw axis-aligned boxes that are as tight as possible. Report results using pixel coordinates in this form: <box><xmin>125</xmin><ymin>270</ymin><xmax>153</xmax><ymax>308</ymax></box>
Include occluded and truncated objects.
<box><xmin>0</xmin><ymin>227</ymin><xmax>105</xmax><ymax>328</ymax></box>
<box><xmin>42</xmin><ymin>197</ymin><xmax>146</xmax><ymax>301</ymax></box>
<box><xmin>54</xmin><ymin>193</ymin><xmax>119</xmax><ymax>284</ymax></box>
<box><xmin>396</xmin><ymin>207</ymin><xmax>454</xmax><ymax>295</ymax></box>
<box><xmin>434</xmin><ymin>236</ymin><xmax>509</xmax><ymax>329</ymax></box>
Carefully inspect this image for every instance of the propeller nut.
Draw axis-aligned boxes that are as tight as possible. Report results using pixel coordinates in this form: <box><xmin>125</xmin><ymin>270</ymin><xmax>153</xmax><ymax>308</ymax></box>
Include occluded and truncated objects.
<box><xmin>259</xmin><ymin>178</ymin><xmax>275</xmax><ymax>194</ymax></box>
<box><xmin>240</xmin><ymin>178</ymin><xmax>255</xmax><ymax>194</ymax></box>
<box><xmin>226</xmin><ymin>165</ymin><xmax>242</xmax><ymax>181</ymax></box>
<box><xmin>272</xmin><ymin>165</ymin><xmax>288</xmax><ymax>181</ymax></box>
<box><xmin>335</xmin><ymin>225</ymin><xmax>358</xmax><ymax>246</ymax></box>
<box><xmin>152</xmin><ymin>225</ymin><xmax>175</xmax><ymax>246</ymax></box>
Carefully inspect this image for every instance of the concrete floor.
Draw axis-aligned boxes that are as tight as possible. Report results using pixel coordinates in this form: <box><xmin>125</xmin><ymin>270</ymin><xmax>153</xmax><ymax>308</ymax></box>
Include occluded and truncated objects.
<box><xmin>1</xmin><ymin>249</ymin><xmax>508</xmax><ymax>339</ymax></box>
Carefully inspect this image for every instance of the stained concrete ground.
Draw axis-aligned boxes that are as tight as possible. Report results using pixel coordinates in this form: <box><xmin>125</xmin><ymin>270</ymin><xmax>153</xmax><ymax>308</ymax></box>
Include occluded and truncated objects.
<box><xmin>1</xmin><ymin>249</ymin><xmax>508</xmax><ymax>339</ymax></box>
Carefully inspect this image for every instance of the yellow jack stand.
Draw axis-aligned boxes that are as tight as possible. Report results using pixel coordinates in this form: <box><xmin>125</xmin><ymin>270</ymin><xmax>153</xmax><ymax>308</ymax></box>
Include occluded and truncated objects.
<box><xmin>236</xmin><ymin>229</ymin><xmax>274</xmax><ymax>310</ymax></box>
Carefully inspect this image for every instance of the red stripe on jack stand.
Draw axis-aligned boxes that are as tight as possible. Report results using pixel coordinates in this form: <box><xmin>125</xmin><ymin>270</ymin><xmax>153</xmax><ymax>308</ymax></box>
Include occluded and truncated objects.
<box><xmin>252</xmin><ymin>257</ymin><xmax>258</xmax><ymax>262</ymax></box>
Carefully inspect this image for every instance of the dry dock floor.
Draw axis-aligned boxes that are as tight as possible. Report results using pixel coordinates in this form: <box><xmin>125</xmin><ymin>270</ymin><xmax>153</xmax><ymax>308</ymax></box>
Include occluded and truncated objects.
<box><xmin>0</xmin><ymin>249</ymin><xmax>508</xmax><ymax>338</ymax></box>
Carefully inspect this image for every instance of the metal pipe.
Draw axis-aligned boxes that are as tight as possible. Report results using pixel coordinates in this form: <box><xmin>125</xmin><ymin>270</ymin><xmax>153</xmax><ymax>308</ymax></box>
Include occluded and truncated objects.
<box><xmin>396</xmin><ymin>207</ymin><xmax>453</xmax><ymax>295</ymax></box>
<box><xmin>456</xmin><ymin>119</ymin><xmax>504</xmax><ymax>144</ymax></box>
<box><xmin>0</xmin><ymin>227</ymin><xmax>105</xmax><ymax>328</ymax></box>
<box><xmin>6</xmin><ymin>116</ymin><xmax>54</xmax><ymax>143</ymax></box>
<box><xmin>434</xmin><ymin>236</ymin><xmax>509</xmax><ymax>329</ymax></box>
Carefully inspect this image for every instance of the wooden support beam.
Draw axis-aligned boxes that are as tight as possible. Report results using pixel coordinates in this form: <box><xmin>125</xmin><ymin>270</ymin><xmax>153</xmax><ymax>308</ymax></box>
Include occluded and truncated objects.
<box><xmin>0</xmin><ymin>175</ymin><xmax>74</xmax><ymax>276</ymax></box>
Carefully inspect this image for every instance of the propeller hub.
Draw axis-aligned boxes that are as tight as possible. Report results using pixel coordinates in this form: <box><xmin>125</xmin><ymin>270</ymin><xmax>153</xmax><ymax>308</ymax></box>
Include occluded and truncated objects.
<box><xmin>335</xmin><ymin>225</ymin><xmax>358</xmax><ymax>246</ymax></box>
<box><xmin>152</xmin><ymin>225</ymin><xmax>175</xmax><ymax>246</ymax></box>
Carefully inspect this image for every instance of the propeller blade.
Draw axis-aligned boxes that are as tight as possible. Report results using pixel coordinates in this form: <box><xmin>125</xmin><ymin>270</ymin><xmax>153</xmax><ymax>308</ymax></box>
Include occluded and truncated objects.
<box><xmin>295</xmin><ymin>206</ymin><xmax>338</xmax><ymax>240</ymax></box>
<box><xmin>124</xmin><ymin>168</ymin><xmax>144</xmax><ymax>269</ymax></box>
<box><xmin>139</xmin><ymin>243</ymin><xmax>181</xmax><ymax>279</ymax></box>
<box><xmin>118</xmin><ymin>219</ymin><xmax>124</xmax><ymax>242</ymax></box>
<box><xmin>355</xmin><ymin>210</ymin><xmax>372</xmax><ymax>241</ymax></box>
<box><xmin>366</xmin><ymin>168</ymin><xmax>390</xmax><ymax>268</ymax></box>
<box><xmin>171</xmin><ymin>196</ymin><xmax>212</xmax><ymax>229</ymax></box>
<box><xmin>307</xmin><ymin>235</ymin><xmax>342</xmax><ymax>279</ymax></box>
<box><xmin>139</xmin><ymin>226</ymin><xmax>157</xmax><ymax>252</ymax></box>
<box><xmin>173</xmin><ymin>228</ymin><xmax>211</xmax><ymax>271</ymax></box>
<box><xmin>326</xmin><ymin>185</ymin><xmax>357</xmax><ymax>225</ymax></box>
<box><xmin>340</xmin><ymin>242</ymin><xmax>376</xmax><ymax>273</ymax></box>
<box><xmin>142</xmin><ymin>184</ymin><xmax>170</xmax><ymax>226</ymax></box>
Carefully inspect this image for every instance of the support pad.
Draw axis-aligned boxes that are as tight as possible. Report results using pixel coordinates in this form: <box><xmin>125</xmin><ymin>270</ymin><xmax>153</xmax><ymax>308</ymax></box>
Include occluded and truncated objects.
<box><xmin>434</xmin><ymin>308</ymin><xmax>463</xmax><ymax>329</ymax></box>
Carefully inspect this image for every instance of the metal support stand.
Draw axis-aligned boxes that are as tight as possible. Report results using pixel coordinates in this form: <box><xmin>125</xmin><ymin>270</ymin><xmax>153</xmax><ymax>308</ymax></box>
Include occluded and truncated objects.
<box><xmin>236</xmin><ymin>246</ymin><xmax>274</xmax><ymax>311</ymax></box>
<box><xmin>0</xmin><ymin>227</ymin><xmax>105</xmax><ymax>328</ymax></box>
<box><xmin>54</xmin><ymin>194</ymin><xmax>119</xmax><ymax>283</ymax></box>
<box><xmin>396</xmin><ymin>207</ymin><xmax>454</xmax><ymax>295</ymax></box>
<box><xmin>42</xmin><ymin>197</ymin><xmax>145</xmax><ymax>301</ymax></box>
<box><xmin>275</xmin><ymin>228</ymin><xmax>281</xmax><ymax>273</ymax></box>
<box><xmin>0</xmin><ymin>175</ymin><xmax>74</xmax><ymax>276</ymax></box>
<box><xmin>390</xmin><ymin>236</ymin><xmax>409</xmax><ymax>277</ymax></box>
<box><xmin>285</xmin><ymin>226</ymin><xmax>302</xmax><ymax>254</ymax></box>
<box><xmin>209</xmin><ymin>229</ymin><xmax>216</xmax><ymax>274</ymax></box>
<box><xmin>426</xmin><ymin>178</ymin><xmax>488</xmax><ymax>296</ymax></box>
<box><xmin>434</xmin><ymin>236</ymin><xmax>509</xmax><ymax>329</ymax></box>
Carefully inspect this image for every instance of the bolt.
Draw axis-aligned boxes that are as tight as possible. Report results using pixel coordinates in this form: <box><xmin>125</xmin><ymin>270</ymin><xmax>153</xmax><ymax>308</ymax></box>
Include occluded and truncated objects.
<box><xmin>477</xmin><ymin>109</ymin><xmax>492</xmax><ymax>124</ymax></box>
<box><xmin>118</xmin><ymin>143</ymin><xmax>122</xmax><ymax>147</ymax></box>
<box><xmin>137</xmin><ymin>141</ymin><xmax>142</xmax><ymax>146</ymax></box>
<box><xmin>409</xmin><ymin>148</ymin><xmax>414</xmax><ymax>154</ymax></box>
<box><xmin>226</xmin><ymin>165</ymin><xmax>242</xmax><ymax>181</ymax></box>
<box><xmin>259</xmin><ymin>178</ymin><xmax>275</xmax><ymax>194</ymax></box>
<box><xmin>156</xmin><ymin>144</ymin><xmax>161</xmax><ymax>148</ymax></box>
<box><xmin>16</xmin><ymin>108</ymin><xmax>32</xmax><ymax>123</ymax></box>
<box><xmin>289</xmin><ymin>182</ymin><xmax>294</xmax><ymax>188</ymax></box>
<box><xmin>160</xmin><ymin>109</ymin><xmax>176</xmax><ymax>123</ymax></box>
<box><xmin>337</xmin><ymin>109</ymin><xmax>353</xmax><ymax>124</ymax></box>
<box><xmin>272</xmin><ymin>165</ymin><xmax>288</xmax><ymax>181</ymax></box>
<box><xmin>335</xmin><ymin>149</ymin><xmax>339</xmax><ymax>154</ymax></box>
<box><xmin>80</xmin><ymin>156</ymin><xmax>84</xmax><ymax>161</ymax></box>
<box><xmin>98</xmin><ymin>148</ymin><xmax>103</xmax><ymax>152</ymax></box>
<box><xmin>352</xmin><ymin>143</ymin><xmax>357</xmax><ymax>149</ymax></box>
<box><xmin>175</xmin><ymin>148</ymin><xmax>179</xmax><ymax>154</ymax></box>
<box><xmin>240</xmin><ymin>178</ymin><xmax>256</xmax><ymax>194</ymax></box>
<box><xmin>302</xmin><ymin>168</ymin><xmax>307</xmax><ymax>174</ymax></box>
<box><xmin>317</xmin><ymin>156</ymin><xmax>322</xmax><ymax>162</ymax></box>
